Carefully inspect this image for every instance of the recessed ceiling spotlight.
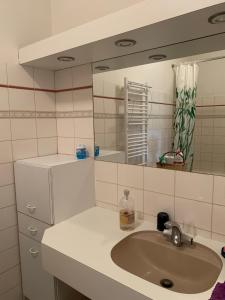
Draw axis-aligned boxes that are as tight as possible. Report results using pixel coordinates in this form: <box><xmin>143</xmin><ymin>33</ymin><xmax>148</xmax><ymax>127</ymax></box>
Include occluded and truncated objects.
<box><xmin>148</xmin><ymin>54</ymin><xmax>167</xmax><ymax>61</ymax></box>
<box><xmin>95</xmin><ymin>66</ymin><xmax>110</xmax><ymax>71</ymax></box>
<box><xmin>57</xmin><ymin>56</ymin><xmax>75</xmax><ymax>62</ymax></box>
<box><xmin>208</xmin><ymin>12</ymin><xmax>225</xmax><ymax>24</ymax></box>
<box><xmin>115</xmin><ymin>39</ymin><xmax>137</xmax><ymax>47</ymax></box>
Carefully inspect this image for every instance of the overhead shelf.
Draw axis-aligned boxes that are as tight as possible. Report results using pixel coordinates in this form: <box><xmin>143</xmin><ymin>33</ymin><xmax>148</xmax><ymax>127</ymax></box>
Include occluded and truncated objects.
<box><xmin>18</xmin><ymin>0</ymin><xmax>225</xmax><ymax>70</ymax></box>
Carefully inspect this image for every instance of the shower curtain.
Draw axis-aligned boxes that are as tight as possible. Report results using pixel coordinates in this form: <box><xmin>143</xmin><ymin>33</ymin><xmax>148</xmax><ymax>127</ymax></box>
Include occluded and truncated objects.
<box><xmin>173</xmin><ymin>64</ymin><xmax>199</xmax><ymax>170</ymax></box>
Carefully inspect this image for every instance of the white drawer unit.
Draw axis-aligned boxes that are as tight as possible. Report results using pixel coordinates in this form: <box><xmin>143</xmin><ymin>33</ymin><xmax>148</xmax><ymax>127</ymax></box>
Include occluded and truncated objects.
<box><xmin>19</xmin><ymin>233</ymin><xmax>55</xmax><ymax>300</ymax></box>
<box><xmin>18</xmin><ymin>213</ymin><xmax>50</xmax><ymax>242</ymax></box>
<box><xmin>15</xmin><ymin>155</ymin><xmax>94</xmax><ymax>225</ymax></box>
<box><xmin>14</xmin><ymin>155</ymin><xmax>95</xmax><ymax>300</ymax></box>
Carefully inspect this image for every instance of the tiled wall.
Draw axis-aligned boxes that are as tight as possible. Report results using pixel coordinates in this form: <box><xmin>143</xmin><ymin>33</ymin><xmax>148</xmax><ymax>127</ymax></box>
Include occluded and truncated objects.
<box><xmin>55</xmin><ymin>64</ymin><xmax>94</xmax><ymax>156</ymax></box>
<box><xmin>95</xmin><ymin>160</ymin><xmax>225</xmax><ymax>243</ymax></box>
<box><xmin>0</xmin><ymin>64</ymin><xmax>56</xmax><ymax>299</ymax></box>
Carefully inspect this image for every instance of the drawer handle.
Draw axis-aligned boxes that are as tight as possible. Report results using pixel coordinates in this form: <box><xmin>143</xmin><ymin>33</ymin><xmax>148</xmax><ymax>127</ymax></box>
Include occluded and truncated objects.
<box><xmin>26</xmin><ymin>204</ymin><xmax>36</xmax><ymax>214</ymax></box>
<box><xmin>27</xmin><ymin>226</ymin><xmax>38</xmax><ymax>236</ymax></box>
<box><xmin>29</xmin><ymin>248</ymin><xmax>39</xmax><ymax>258</ymax></box>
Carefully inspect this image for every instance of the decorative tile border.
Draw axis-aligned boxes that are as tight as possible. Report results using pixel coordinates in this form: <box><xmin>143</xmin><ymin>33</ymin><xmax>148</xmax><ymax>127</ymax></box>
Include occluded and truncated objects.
<box><xmin>0</xmin><ymin>110</ymin><xmax>93</xmax><ymax>119</ymax></box>
<box><xmin>56</xmin><ymin>111</ymin><xmax>93</xmax><ymax>118</ymax></box>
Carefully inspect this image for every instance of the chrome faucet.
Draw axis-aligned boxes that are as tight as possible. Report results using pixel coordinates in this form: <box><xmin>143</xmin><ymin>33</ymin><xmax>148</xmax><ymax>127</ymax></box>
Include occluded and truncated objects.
<box><xmin>163</xmin><ymin>221</ymin><xmax>193</xmax><ymax>247</ymax></box>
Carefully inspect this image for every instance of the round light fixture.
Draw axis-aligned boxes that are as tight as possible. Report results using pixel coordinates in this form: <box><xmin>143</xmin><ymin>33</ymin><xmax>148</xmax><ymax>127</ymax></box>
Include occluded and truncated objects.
<box><xmin>148</xmin><ymin>54</ymin><xmax>167</xmax><ymax>61</ymax></box>
<box><xmin>95</xmin><ymin>66</ymin><xmax>110</xmax><ymax>71</ymax></box>
<box><xmin>57</xmin><ymin>56</ymin><xmax>75</xmax><ymax>62</ymax></box>
<box><xmin>208</xmin><ymin>12</ymin><xmax>225</xmax><ymax>24</ymax></box>
<box><xmin>115</xmin><ymin>39</ymin><xmax>137</xmax><ymax>47</ymax></box>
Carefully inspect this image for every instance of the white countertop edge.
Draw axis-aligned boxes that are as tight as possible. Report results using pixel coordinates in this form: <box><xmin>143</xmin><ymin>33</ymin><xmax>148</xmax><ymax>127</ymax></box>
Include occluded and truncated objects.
<box><xmin>42</xmin><ymin>207</ymin><xmax>225</xmax><ymax>300</ymax></box>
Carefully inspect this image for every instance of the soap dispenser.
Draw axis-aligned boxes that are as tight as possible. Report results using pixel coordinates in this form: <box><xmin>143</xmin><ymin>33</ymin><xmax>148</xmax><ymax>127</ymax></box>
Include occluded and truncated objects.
<box><xmin>119</xmin><ymin>189</ymin><xmax>135</xmax><ymax>230</ymax></box>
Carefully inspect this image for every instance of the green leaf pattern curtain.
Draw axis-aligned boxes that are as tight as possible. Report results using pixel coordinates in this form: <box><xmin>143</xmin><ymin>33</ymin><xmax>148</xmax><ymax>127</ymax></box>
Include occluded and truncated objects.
<box><xmin>173</xmin><ymin>64</ymin><xmax>199</xmax><ymax>170</ymax></box>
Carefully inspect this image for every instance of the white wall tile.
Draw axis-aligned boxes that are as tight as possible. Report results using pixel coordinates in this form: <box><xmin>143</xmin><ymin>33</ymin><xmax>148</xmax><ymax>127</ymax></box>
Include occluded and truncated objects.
<box><xmin>0</xmin><ymin>246</ymin><xmax>19</xmax><ymax>274</ymax></box>
<box><xmin>94</xmin><ymin>98</ymin><xmax>104</xmax><ymax>113</ymax></box>
<box><xmin>175</xmin><ymin>197</ymin><xmax>212</xmax><ymax>231</ymax></box>
<box><xmin>37</xmin><ymin>137</ymin><xmax>57</xmax><ymax>156</ymax></box>
<box><xmin>0</xmin><ymin>141</ymin><xmax>12</xmax><ymax>163</ymax></box>
<box><xmin>0</xmin><ymin>120</ymin><xmax>11</xmax><ymax>141</ymax></box>
<box><xmin>73</xmin><ymin>89</ymin><xmax>93</xmax><ymax>111</ymax></box>
<box><xmin>57</xmin><ymin>118</ymin><xmax>74</xmax><ymax>137</ymax></box>
<box><xmin>56</xmin><ymin>91</ymin><xmax>73</xmax><ymax>111</ymax></box>
<box><xmin>95</xmin><ymin>161</ymin><xmax>117</xmax><ymax>183</ymax></box>
<box><xmin>94</xmin><ymin>119</ymin><xmax>104</xmax><ymax>134</ymax></box>
<box><xmin>0</xmin><ymin>285</ymin><xmax>22</xmax><ymax>300</ymax></box>
<box><xmin>36</xmin><ymin>119</ymin><xmax>57</xmax><ymax>138</ymax></box>
<box><xmin>74</xmin><ymin>118</ymin><xmax>93</xmax><ymax>138</ymax></box>
<box><xmin>118</xmin><ymin>164</ymin><xmax>143</xmax><ymax>189</ymax></box>
<box><xmin>72</xmin><ymin>64</ymin><xmax>92</xmax><ymax>88</ymax></box>
<box><xmin>0</xmin><ymin>88</ymin><xmax>9</xmax><ymax>110</ymax></box>
<box><xmin>0</xmin><ymin>226</ymin><xmax>18</xmax><ymax>252</ymax></box>
<box><xmin>213</xmin><ymin>176</ymin><xmax>225</xmax><ymax>206</ymax></box>
<box><xmin>118</xmin><ymin>185</ymin><xmax>143</xmax><ymax>213</ymax></box>
<box><xmin>175</xmin><ymin>171</ymin><xmax>213</xmax><ymax>203</ymax></box>
<box><xmin>144</xmin><ymin>191</ymin><xmax>174</xmax><ymax>218</ymax></box>
<box><xmin>0</xmin><ymin>185</ymin><xmax>15</xmax><ymax>209</ymax></box>
<box><xmin>8</xmin><ymin>89</ymin><xmax>35</xmax><ymax>111</ymax></box>
<box><xmin>212</xmin><ymin>205</ymin><xmax>225</xmax><ymax>235</ymax></box>
<box><xmin>35</xmin><ymin>91</ymin><xmax>55</xmax><ymax>111</ymax></box>
<box><xmin>34</xmin><ymin>69</ymin><xmax>54</xmax><ymax>89</ymax></box>
<box><xmin>0</xmin><ymin>206</ymin><xmax>17</xmax><ymax>230</ymax></box>
<box><xmin>7</xmin><ymin>65</ymin><xmax>33</xmax><ymax>87</ymax></box>
<box><xmin>104</xmin><ymin>99</ymin><xmax>117</xmax><ymax>114</ymax></box>
<box><xmin>11</xmin><ymin>119</ymin><xmax>36</xmax><ymax>140</ymax></box>
<box><xmin>58</xmin><ymin>137</ymin><xmax>74</xmax><ymax>154</ymax></box>
<box><xmin>95</xmin><ymin>181</ymin><xmax>117</xmax><ymax>205</ymax></box>
<box><xmin>12</xmin><ymin>139</ymin><xmax>37</xmax><ymax>160</ymax></box>
<box><xmin>0</xmin><ymin>164</ymin><xmax>14</xmax><ymax>187</ymax></box>
<box><xmin>0</xmin><ymin>265</ymin><xmax>20</xmax><ymax>295</ymax></box>
<box><xmin>212</xmin><ymin>232</ymin><xmax>225</xmax><ymax>243</ymax></box>
<box><xmin>55</xmin><ymin>68</ymin><xmax>72</xmax><ymax>89</ymax></box>
<box><xmin>0</xmin><ymin>64</ymin><xmax>7</xmax><ymax>85</ymax></box>
<box><xmin>105</xmin><ymin>119</ymin><xmax>117</xmax><ymax>133</ymax></box>
<box><xmin>144</xmin><ymin>167</ymin><xmax>174</xmax><ymax>195</ymax></box>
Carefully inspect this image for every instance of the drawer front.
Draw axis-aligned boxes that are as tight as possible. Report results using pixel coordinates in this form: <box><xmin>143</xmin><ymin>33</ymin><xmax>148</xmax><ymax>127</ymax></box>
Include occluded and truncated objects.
<box><xmin>18</xmin><ymin>213</ymin><xmax>50</xmax><ymax>242</ymax></box>
<box><xmin>15</xmin><ymin>163</ymin><xmax>53</xmax><ymax>224</ymax></box>
<box><xmin>19</xmin><ymin>233</ymin><xmax>55</xmax><ymax>300</ymax></box>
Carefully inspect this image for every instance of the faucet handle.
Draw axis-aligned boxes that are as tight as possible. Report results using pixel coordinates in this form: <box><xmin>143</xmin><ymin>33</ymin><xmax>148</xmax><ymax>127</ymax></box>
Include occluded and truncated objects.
<box><xmin>164</xmin><ymin>221</ymin><xmax>181</xmax><ymax>230</ymax></box>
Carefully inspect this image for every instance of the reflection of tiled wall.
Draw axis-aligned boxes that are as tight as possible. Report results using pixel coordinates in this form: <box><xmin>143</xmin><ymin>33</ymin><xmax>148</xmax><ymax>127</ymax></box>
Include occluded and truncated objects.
<box><xmin>94</xmin><ymin>96</ymin><xmax>125</xmax><ymax>151</ymax></box>
<box><xmin>193</xmin><ymin>95</ymin><xmax>225</xmax><ymax>175</ymax></box>
<box><xmin>95</xmin><ymin>160</ymin><xmax>225</xmax><ymax>243</ymax></box>
<box><xmin>0</xmin><ymin>64</ymin><xmax>56</xmax><ymax>299</ymax></box>
<box><xmin>148</xmin><ymin>89</ymin><xmax>175</xmax><ymax>164</ymax></box>
<box><xmin>55</xmin><ymin>64</ymin><xmax>94</xmax><ymax>156</ymax></box>
<box><xmin>93</xmin><ymin>79</ymin><xmax>175</xmax><ymax>162</ymax></box>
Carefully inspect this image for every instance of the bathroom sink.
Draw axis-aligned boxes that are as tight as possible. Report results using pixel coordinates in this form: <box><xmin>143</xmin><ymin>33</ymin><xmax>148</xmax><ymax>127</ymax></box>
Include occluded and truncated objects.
<box><xmin>111</xmin><ymin>231</ymin><xmax>222</xmax><ymax>294</ymax></box>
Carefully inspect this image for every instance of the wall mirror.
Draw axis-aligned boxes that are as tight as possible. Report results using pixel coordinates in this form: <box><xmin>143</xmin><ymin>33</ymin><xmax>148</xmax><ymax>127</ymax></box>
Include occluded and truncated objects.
<box><xmin>92</xmin><ymin>7</ymin><xmax>225</xmax><ymax>176</ymax></box>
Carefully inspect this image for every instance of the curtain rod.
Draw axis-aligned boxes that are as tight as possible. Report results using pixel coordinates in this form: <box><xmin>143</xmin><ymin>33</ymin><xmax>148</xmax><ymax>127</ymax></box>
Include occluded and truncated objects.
<box><xmin>172</xmin><ymin>55</ymin><xmax>225</xmax><ymax>68</ymax></box>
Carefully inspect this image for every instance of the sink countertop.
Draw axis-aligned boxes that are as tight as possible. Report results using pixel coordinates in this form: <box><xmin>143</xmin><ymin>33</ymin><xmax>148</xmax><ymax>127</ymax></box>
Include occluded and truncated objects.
<box><xmin>42</xmin><ymin>207</ymin><xmax>225</xmax><ymax>300</ymax></box>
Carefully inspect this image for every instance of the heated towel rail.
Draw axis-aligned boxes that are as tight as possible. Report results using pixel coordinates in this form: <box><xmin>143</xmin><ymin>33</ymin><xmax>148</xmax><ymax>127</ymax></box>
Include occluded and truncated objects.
<box><xmin>124</xmin><ymin>78</ymin><xmax>151</xmax><ymax>165</ymax></box>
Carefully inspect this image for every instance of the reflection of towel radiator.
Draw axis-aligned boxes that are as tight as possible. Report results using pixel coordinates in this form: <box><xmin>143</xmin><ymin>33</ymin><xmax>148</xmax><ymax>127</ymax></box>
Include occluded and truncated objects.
<box><xmin>124</xmin><ymin>78</ymin><xmax>151</xmax><ymax>165</ymax></box>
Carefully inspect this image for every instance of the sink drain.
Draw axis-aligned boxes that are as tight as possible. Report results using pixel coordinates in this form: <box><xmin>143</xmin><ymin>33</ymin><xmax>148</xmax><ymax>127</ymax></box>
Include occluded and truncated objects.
<box><xmin>160</xmin><ymin>279</ymin><xmax>174</xmax><ymax>289</ymax></box>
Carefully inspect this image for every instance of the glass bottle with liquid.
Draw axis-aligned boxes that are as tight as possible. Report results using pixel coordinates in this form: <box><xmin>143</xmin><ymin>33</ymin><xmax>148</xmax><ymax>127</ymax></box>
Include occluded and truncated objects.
<box><xmin>119</xmin><ymin>189</ymin><xmax>135</xmax><ymax>230</ymax></box>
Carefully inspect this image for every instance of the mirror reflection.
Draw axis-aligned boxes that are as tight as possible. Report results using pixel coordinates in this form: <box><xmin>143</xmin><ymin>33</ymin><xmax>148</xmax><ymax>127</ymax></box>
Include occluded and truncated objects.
<box><xmin>93</xmin><ymin>49</ymin><xmax>225</xmax><ymax>176</ymax></box>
